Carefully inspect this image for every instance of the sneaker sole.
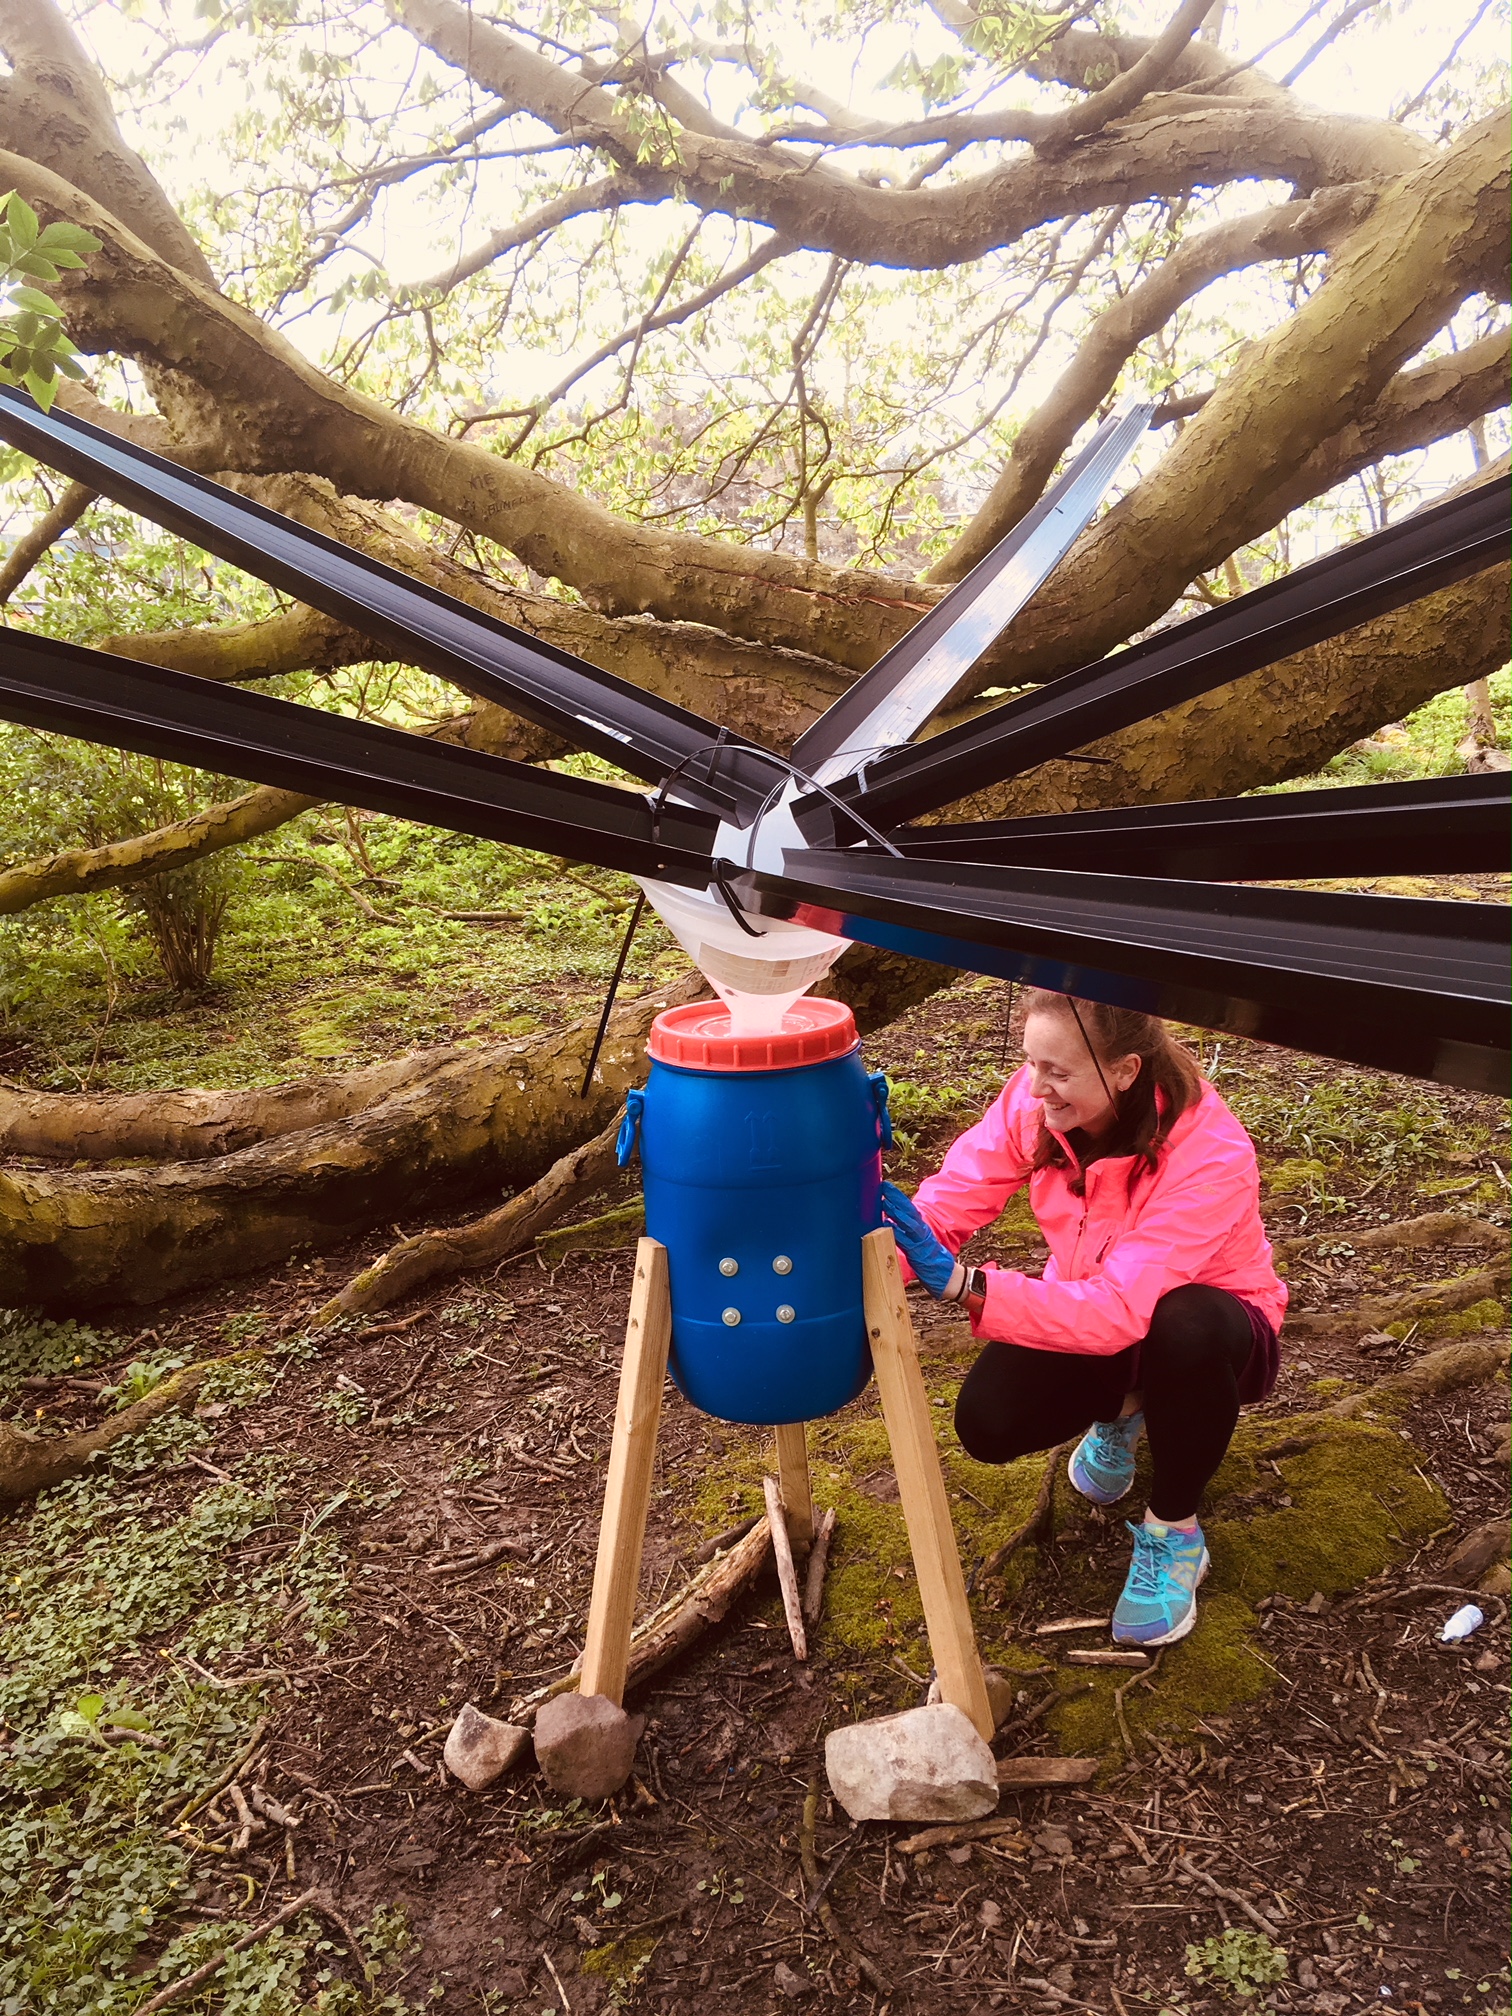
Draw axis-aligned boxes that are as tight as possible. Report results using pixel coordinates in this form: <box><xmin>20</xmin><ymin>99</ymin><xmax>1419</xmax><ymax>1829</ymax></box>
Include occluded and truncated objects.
<box><xmin>1112</xmin><ymin>1550</ymin><xmax>1210</xmax><ymax>1648</ymax></box>
<box><xmin>1066</xmin><ymin>1449</ymin><xmax>1134</xmax><ymax>1507</ymax></box>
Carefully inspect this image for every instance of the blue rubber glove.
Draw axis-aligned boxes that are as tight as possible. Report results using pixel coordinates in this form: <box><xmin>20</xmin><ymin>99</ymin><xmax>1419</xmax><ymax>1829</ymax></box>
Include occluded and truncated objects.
<box><xmin>880</xmin><ymin>1181</ymin><xmax>959</xmax><ymax>1298</ymax></box>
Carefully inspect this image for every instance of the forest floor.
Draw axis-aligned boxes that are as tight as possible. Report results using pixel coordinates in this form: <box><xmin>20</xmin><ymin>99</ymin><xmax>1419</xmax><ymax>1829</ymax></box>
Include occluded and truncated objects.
<box><xmin>2</xmin><ymin>967</ymin><xmax>1509</xmax><ymax>2016</ymax></box>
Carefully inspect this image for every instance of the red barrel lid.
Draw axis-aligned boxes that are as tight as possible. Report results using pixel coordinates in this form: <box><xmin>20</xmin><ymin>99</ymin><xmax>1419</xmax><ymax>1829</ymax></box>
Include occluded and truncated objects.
<box><xmin>648</xmin><ymin>997</ymin><xmax>858</xmax><ymax>1071</ymax></box>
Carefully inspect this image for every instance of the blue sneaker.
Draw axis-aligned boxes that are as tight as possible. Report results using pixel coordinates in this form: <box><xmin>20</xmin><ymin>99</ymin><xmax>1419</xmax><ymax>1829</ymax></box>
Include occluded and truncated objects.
<box><xmin>1112</xmin><ymin>1520</ymin><xmax>1209</xmax><ymax>1646</ymax></box>
<box><xmin>1067</xmin><ymin>1411</ymin><xmax>1144</xmax><ymax>1506</ymax></box>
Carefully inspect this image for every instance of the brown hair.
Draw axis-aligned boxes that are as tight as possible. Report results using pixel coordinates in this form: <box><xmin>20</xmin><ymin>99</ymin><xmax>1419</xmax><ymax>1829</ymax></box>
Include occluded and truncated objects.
<box><xmin>1022</xmin><ymin>990</ymin><xmax>1202</xmax><ymax>1196</ymax></box>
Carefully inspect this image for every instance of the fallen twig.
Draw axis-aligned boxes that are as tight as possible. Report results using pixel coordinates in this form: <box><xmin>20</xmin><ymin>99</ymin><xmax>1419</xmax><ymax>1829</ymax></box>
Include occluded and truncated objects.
<box><xmin>976</xmin><ymin>1441</ymin><xmax>1071</xmax><ymax>1585</ymax></box>
<box><xmin>801</xmin><ymin>1776</ymin><xmax>891</xmax><ymax>1996</ymax></box>
<box><xmin>802</xmin><ymin>1505</ymin><xmax>837</xmax><ymax>1627</ymax></box>
<box><xmin>164</xmin><ymin>1716</ymin><xmax>271</xmax><ymax>1820</ymax></box>
<box><xmin>692</xmin><ymin>1512</ymin><xmax>762</xmax><ymax>1564</ymax></box>
<box><xmin>1178</xmin><ymin>1852</ymin><xmax>1283</xmax><ymax>1937</ymax></box>
<box><xmin>1063</xmin><ymin>1648</ymin><xmax>1149</xmax><ymax>1668</ymax></box>
<box><xmin>896</xmin><ymin>1816</ymin><xmax>1031</xmax><ymax>1855</ymax></box>
<box><xmin>136</xmin><ymin>1888</ymin><xmax>322</xmax><ymax>2013</ymax></box>
<box><xmin>1112</xmin><ymin>1647</ymin><xmax>1165</xmax><ymax>1761</ymax></box>
<box><xmin>997</xmin><ymin>1756</ymin><xmax>1100</xmax><ymax>1789</ymax></box>
<box><xmin>510</xmin><ymin>1518</ymin><xmax>772</xmax><ymax>1723</ymax></box>
<box><xmin>764</xmin><ymin>1476</ymin><xmax>808</xmax><ymax>1661</ymax></box>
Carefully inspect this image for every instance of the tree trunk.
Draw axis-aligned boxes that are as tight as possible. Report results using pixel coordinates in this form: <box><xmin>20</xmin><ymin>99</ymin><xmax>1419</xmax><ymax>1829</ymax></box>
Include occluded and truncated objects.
<box><xmin>0</xmin><ymin>1047</ymin><xmax>471</xmax><ymax>1160</ymax></box>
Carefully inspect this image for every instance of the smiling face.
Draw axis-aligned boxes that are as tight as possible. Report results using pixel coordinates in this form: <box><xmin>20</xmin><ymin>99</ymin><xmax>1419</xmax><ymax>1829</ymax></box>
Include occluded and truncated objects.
<box><xmin>1023</xmin><ymin>1008</ymin><xmax>1142</xmax><ymax>1140</ymax></box>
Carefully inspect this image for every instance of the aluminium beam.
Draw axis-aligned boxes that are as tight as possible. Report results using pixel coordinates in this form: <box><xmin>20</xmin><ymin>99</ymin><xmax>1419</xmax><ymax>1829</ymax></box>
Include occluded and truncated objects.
<box><xmin>0</xmin><ymin>388</ymin><xmax>784</xmax><ymax>824</ymax></box>
<box><xmin>796</xmin><ymin>475</ymin><xmax>1510</xmax><ymax>836</ymax></box>
<box><xmin>752</xmin><ymin>849</ymin><xmax>1509</xmax><ymax>1092</ymax></box>
<box><xmin>0</xmin><ymin>629</ymin><xmax>718</xmax><ymax>882</ymax></box>
<box><xmin>888</xmin><ymin>773</ymin><xmax>1510</xmax><ymax>880</ymax></box>
<box><xmin>792</xmin><ymin>405</ymin><xmax>1150</xmax><ymax>783</ymax></box>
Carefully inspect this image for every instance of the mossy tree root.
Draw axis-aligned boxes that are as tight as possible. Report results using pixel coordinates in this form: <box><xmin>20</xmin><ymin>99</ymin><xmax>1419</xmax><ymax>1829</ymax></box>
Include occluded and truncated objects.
<box><xmin>0</xmin><ymin>1359</ymin><xmax>217</xmax><ymax>1507</ymax></box>
<box><xmin>0</xmin><ymin>981</ymin><xmax>702</xmax><ymax>1311</ymax></box>
<box><xmin>311</xmin><ymin>1113</ymin><xmax>624</xmax><ymax>1327</ymax></box>
<box><xmin>1325</xmin><ymin>1334</ymin><xmax>1510</xmax><ymax>1418</ymax></box>
<box><xmin>1286</xmin><ymin>1262</ymin><xmax>1509</xmax><ymax>1341</ymax></box>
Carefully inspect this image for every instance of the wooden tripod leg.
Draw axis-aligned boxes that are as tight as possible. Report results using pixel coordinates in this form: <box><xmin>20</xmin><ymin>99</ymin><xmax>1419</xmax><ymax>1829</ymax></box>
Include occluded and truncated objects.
<box><xmin>579</xmin><ymin>1238</ymin><xmax>672</xmax><ymax>1706</ymax></box>
<box><xmin>773</xmin><ymin>1421</ymin><xmax>814</xmax><ymax>1550</ymax></box>
<box><xmin>862</xmin><ymin>1227</ymin><xmax>994</xmax><ymax>1741</ymax></box>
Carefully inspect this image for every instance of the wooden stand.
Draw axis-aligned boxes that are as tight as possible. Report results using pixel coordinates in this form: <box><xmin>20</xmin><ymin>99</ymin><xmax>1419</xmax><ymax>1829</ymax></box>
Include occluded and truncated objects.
<box><xmin>581</xmin><ymin>1227</ymin><xmax>992</xmax><ymax>1738</ymax></box>
<box><xmin>579</xmin><ymin>1237</ymin><xmax>672</xmax><ymax>1706</ymax></box>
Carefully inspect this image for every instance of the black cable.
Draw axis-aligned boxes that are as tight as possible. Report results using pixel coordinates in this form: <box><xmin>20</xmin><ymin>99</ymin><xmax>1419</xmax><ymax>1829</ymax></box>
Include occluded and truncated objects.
<box><xmin>578</xmin><ymin>889</ymin><xmax>647</xmax><ymax>1098</ymax></box>
<box><xmin>1066</xmin><ymin>993</ymin><xmax>1118</xmax><ymax>1114</ymax></box>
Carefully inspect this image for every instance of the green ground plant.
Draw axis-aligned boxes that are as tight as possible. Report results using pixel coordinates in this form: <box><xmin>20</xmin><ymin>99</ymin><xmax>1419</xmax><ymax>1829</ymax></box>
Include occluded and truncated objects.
<box><xmin>0</xmin><ymin>1338</ymin><xmax>429</xmax><ymax>2013</ymax></box>
<box><xmin>1185</xmin><ymin>1928</ymin><xmax>1290</xmax><ymax>1999</ymax></box>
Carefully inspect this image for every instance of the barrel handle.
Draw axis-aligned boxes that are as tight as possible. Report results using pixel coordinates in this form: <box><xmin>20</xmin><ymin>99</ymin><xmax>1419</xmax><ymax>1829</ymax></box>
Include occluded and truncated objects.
<box><xmin>869</xmin><ymin>1071</ymin><xmax>894</xmax><ymax>1149</ymax></box>
<box><xmin>616</xmin><ymin>1088</ymin><xmax>645</xmax><ymax>1168</ymax></box>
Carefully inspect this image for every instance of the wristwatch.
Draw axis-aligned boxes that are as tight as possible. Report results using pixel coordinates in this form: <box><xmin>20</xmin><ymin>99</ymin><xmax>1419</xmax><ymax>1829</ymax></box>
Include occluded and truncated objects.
<box><xmin>951</xmin><ymin>1266</ymin><xmax>987</xmax><ymax>1306</ymax></box>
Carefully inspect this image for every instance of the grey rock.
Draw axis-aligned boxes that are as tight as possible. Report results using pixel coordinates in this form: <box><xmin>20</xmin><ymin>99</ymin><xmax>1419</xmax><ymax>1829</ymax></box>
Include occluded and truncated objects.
<box><xmin>824</xmin><ymin>1703</ymin><xmax>998</xmax><ymax>1823</ymax></box>
<box><xmin>982</xmin><ymin>1665</ymin><xmax>1017</xmax><ymax>1730</ymax></box>
<box><xmin>443</xmin><ymin>1703</ymin><xmax>529</xmax><ymax>1791</ymax></box>
<box><xmin>533</xmin><ymin>1691</ymin><xmax>645</xmax><ymax>1801</ymax></box>
<box><xmin>774</xmin><ymin>1959</ymin><xmax>812</xmax><ymax>1998</ymax></box>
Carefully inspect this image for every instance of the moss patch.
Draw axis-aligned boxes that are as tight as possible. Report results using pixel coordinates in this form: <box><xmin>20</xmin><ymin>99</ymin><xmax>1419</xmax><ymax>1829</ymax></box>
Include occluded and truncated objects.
<box><xmin>683</xmin><ymin>1356</ymin><xmax>1448</xmax><ymax>1759</ymax></box>
<box><xmin>1387</xmin><ymin>1296</ymin><xmax>1507</xmax><ymax>1342</ymax></box>
<box><xmin>581</xmin><ymin>1934</ymin><xmax>658</xmax><ymax>2002</ymax></box>
<box><xmin>1051</xmin><ymin>1411</ymin><xmax>1445</xmax><ymax>1754</ymax></box>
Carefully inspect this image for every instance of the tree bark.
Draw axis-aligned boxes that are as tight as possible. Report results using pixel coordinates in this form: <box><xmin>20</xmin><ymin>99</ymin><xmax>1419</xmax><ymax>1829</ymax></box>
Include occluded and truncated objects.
<box><xmin>0</xmin><ymin>1048</ymin><xmax>471</xmax><ymax>1161</ymax></box>
<box><xmin>310</xmin><ymin>1113</ymin><xmax>625</xmax><ymax>1325</ymax></box>
<box><xmin>0</xmin><ymin>938</ymin><xmax>949</xmax><ymax>1310</ymax></box>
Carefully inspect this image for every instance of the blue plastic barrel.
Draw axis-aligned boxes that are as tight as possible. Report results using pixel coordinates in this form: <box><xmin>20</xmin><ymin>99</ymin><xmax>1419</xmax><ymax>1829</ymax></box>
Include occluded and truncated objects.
<box><xmin>617</xmin><ymin>998</ymin><xmax>890</xmax><ymax>1425</ymax></box>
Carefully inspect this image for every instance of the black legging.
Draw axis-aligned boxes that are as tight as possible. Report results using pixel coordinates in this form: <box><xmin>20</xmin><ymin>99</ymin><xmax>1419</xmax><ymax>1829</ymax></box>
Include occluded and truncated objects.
<box><xmin>953</xmin><ymin>1283</ymin><xmax>1255</xmax><ymax>1523</ymax></box>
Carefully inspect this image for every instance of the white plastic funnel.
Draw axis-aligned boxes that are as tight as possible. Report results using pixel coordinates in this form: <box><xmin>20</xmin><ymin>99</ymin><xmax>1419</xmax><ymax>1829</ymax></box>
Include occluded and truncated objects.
<box><xmin>637</xmin><ymin>878</ymin><xmax>849</xmax><ymax>1037</ymax></box>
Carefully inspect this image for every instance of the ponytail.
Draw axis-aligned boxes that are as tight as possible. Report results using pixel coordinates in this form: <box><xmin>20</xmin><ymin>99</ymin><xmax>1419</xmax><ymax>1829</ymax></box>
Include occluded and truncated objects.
<box><xmin>1023</xmin><ymin>990</ymin><xmax>1202</xmax><ymax>1196</ymax></box>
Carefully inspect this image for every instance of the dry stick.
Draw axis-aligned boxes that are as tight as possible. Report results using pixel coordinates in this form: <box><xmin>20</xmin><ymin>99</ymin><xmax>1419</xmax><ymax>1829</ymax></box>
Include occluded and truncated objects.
<box><xmin>763</xmin><ymin>1475</ymin><xmax>808</xmax><ymax>1661</ymax></box>
<box><xmin>802</xmin><ymin>1505</ymin><xmax>837</xmax><ymax>1628</ymax></box>
<box><xmin>1112</xmin><ymin>1647</ymin><xmax>1166</xmax><ymax>1761</ymax></box>
<box><xmin>135</xmin><ymin>1888</ymin><xmax>321</xmax><ymax>2014</ymax></box>
<box><xmin>1179</xmin><ymin>1853</ymin><xmax>1283</xmax><ymax>1938</ymax></box>
<box><xmin>800</xmin><ymin>1776</ymin><xmax>891</xmax><ymax>1996</ymax></box>
<box><xmin>897</xmin><ymin>1815</ymin><xmax>1030</xmax><ymax>1855</ymax></box>
<box><xmin>510</xmin><ymin>1517</ymin><xmax>772</xmax><ymax>1724</ymax></box>
<box><xmin>164</xmin><ymin>1715</ymin><xmax>271</xmax><ymax>1819</ymax></box>
<box><xmin>693</xmin><ymin>1512</ymin><xmax>762</xmax><ymax>1564</ymax></box>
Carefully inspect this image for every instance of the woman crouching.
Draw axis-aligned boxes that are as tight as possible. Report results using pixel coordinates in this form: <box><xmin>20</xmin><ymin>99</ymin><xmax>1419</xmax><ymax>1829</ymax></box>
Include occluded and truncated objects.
<box><xmin>881</xmin><ymin>989</ymin><xmax>1285</xmax><ymax>1648</ymax></box>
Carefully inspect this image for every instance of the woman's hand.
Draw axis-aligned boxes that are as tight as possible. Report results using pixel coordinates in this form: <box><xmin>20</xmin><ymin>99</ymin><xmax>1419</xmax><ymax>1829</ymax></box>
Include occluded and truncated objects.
<box><xmin>880</xmin><ymin>1181</ymin><xmax>964</xmax><ymax>1300</ymax></box>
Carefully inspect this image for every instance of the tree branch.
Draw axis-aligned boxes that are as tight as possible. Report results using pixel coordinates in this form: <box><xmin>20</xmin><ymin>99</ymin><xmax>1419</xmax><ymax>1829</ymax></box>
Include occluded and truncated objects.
<box><xmin>944</xmin><ymin>110</ymin><xmax>1510</xmax><ymax>694</ymax></box>
<box><xmin>0</xmin><ymin>786</ymin><xmax>319</xmax><ymax>916</ymax></box>
<box><xmin>931</xmin><ymin>183</ymin><xmax>1374</xmax><ymax>580</ymax></box>
<box><xmin>3</xmin><ymin>151</ymin><xmax>930</xmax><ymax>670</ymax></box>
<box><xmin>1035</xmin><ymin>0</ymin><xmax>1216</xmax><ymax>152</ymax></box>
<box><xmin>0</xmin><ymin>0</ymin><xmax>214</xmax><ymax>281</ymax></box>
<box><xmin>407</xmin><ymin>170</ymin><xmax>648</xmax><ymax>296</ymax></box>
<box><xmin>388</xmin><ymin>0</ymin><xmax>1433</xmax><ymax>266</ymax></box>
<box><xmin>0</xmin><ymin>480</ymin><xmax>97</xmax><ymax>604</ymax></box>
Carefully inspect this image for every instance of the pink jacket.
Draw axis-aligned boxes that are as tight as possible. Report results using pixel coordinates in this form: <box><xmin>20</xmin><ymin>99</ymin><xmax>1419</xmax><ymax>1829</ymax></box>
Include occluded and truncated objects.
<box><xmin>911</xmin><ymin>1064</ymin><xmax>1287</xmax><ymax>1355</ymax></box>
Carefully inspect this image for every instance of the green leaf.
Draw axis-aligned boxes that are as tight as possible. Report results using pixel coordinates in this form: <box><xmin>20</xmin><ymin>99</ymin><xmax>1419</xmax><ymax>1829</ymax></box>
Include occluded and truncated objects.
<box><xmin>9</xmin><ymin>286</ymin><xmax>62</xmax><ymax>317</ymax></box>
<box><xmin>103</xmin><ymin>1706</ymin><xmax>152</xmax><ymax>1731</ymax></box>
<box><xmin>14</xmin><ymin>253</ymin><xmax>61</xmax><ymax>282</ymax></box>
<box><xmin>24</xmin><ymin>366</ymin><xmax>60</xmax><ymax>412</ymax></box>
<box><xmin>3</xmin><ymin>192</ymin><xmax>39</xmax><ymax>251</ymax></box>
<box><xmin>74</xmin><ymin>1692</ymin><xmax>107</xmax><ymax>1725</ymax></box>
<box><xmin>36</xmin><ymin>220</ymin><xmax>101</xmax><ymax>258</ymax></box>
